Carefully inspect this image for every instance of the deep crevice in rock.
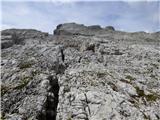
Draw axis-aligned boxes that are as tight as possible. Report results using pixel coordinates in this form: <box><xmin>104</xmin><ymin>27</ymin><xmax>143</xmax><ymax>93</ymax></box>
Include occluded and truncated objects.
<box><xmin>38</xmin><ymin>75</ymin><xmax>59</xmax><ymax>120</ymax></box>
<box><xmin>39</xmin><ymin>50</ymin><xmax>68</xmax><ymax>120</ymax></box>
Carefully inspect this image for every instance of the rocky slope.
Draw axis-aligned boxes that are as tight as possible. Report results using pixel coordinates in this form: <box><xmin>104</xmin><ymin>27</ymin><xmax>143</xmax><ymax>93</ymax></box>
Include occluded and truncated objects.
<box><xmin>1</xmin><ymin>23</ymin><xmax>160</xmax><ymax>120</ymax></box>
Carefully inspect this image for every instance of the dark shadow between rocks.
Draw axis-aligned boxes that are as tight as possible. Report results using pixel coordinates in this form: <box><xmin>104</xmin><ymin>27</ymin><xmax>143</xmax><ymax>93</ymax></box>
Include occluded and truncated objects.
<box><xmin>38</xmin><ymin>76</ymin><xmax>59</xmax><ymax>120</ymax></box>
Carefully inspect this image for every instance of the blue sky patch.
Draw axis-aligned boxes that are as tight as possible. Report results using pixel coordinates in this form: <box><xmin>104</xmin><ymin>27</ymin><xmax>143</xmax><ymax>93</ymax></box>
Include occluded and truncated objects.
<box><xmin>1</xmin><ymin>1</ymin><xmax>159</xmax><ymax>33</ymax></box>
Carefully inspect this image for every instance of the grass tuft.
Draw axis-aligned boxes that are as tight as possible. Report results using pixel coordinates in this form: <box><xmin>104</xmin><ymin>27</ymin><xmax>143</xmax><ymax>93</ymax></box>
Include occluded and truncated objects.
<box><xmin>125</xmin><ymin>75</ymin><xmax>135</xmax><ymax>81</ymax></box>
<box><xmin>135</xmin><ymin>86</ymin><xmax>160</xmax><ymax>102</ymax></box>
<box><xmin>18</xmin><ymin>60</ymin><xmax>35</xmax><ymax>69</ymax></box>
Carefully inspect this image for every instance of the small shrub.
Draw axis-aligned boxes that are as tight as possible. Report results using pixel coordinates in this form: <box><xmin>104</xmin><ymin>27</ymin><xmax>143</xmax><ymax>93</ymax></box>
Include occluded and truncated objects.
<box><xmin>145</xmin><ymin>94</ymin><xmax>160</xmax><ymax>102</ymax></box>
<box><xmin>0</xmin><ymin>114</ymin><xmax>5</xmax><ymax>120</ymax></box>
<box><xmin>86</xmin><ymin>44</ymin><xmax>95</xmax><ymax>52</ymax></box>
<box><xmin>135</xmin><ymin>86</ymin><xmax>145</xmax><ymax>97</ymax></box>
<box><xmin>18</xmin><ymin>61</ymin><xmax>34</xmax><ymax>69</ymax></box>
<box><xmin>135</xmin><ymin>86</ymin><xmax>160</xmax><ymax>102</ymax></box>
<box><xmin>1</xmin><ymin>84</ymin><xmax>12</xmax><ymax>96</ymax></box>
<box><xmin>31</xmin><ymin>70</ymin><xmax>40</xmax><ymax>76</ymax></box>
<box><xmin>97</xmin><ymin>72</ymin><xmax>106</xmax><ymax>78</ymax></box>
<box><xmin>125</xmin><ymin>75</ymin><xmax>135</xmax><ymax>81</ymax></box>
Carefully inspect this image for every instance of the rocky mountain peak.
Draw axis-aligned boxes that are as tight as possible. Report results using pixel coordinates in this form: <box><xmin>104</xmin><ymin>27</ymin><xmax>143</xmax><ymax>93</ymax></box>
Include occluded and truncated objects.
<box><xmin>54</xmin><ymin>23</ymin><xmax>111</xmax><ymax>36</ymax></box>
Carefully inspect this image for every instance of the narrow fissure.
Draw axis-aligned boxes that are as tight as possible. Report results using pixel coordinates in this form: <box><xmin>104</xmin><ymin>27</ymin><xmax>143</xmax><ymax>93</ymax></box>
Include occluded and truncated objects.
<box><xmin>38</xmin><ymin>48</ymin><xmax>66</xmax><ymax>120</ymax></box>
<box><xmin>38</xmin><ymin>75</ymin><xmax>59</xmax><ymax>120</ymax></box>
<box><xmin>47</xmin><ymin>75</ymin><xmax>59</xmax><ymax>120</ymax></box>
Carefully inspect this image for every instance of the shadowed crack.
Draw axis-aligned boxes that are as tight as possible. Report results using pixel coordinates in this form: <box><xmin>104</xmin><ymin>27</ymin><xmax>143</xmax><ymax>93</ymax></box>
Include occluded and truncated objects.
<box><xmin>38</xmin><ymin>75</ymin><xmax>59</xmax><ymax>120</ymax></box>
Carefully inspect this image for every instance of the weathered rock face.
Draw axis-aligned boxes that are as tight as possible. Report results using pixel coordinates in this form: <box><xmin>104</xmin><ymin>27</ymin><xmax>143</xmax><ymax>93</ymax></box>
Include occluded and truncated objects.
<box><xmin>1</xmin><ymin>29</ymin><xmax>48</xmax><ymax>39</ymax></box>
<box><xmin>105</xmin><ymin>26</ymin><xmax>115</xmax><ymax>31</ymax></box>
<box><xmin>1</xmin><ymin>23</ymin><xmax>160</xmax><ymax>120</ymax></box>
<box><xmin>54</xmin><ymin>23</ymin><xmax>104</xmax><ymax>36</ymax></box>
<box><xmin>1</xmin><ymin>29</ymin><xmax>49</xmax><ymax>49</ymax></box>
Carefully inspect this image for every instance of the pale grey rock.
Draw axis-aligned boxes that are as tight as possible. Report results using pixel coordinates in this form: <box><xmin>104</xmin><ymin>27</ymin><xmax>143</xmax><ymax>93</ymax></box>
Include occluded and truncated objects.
<box><xmin>1</xmin><ymin>23</ymin><xmax>160</xmax><ymax>120</ymax></box>
<box><xmin>88</xmin><ymin>25</ymin><xmax>102</xmax><ymax>30</ymax></box>
<box><xmin>5</xmin><ymin>114</ymin><xmax>23</xmax><ymax>120</ymax></box>
<box><xmin>1</xmin><ymin>40</ymin><xmax>13</xmax><ymax>49</ymax></box>
<box><xmin>1</xmin><ymin>29</ymin><xmax>49</xmax><ymax>49</ymax></box>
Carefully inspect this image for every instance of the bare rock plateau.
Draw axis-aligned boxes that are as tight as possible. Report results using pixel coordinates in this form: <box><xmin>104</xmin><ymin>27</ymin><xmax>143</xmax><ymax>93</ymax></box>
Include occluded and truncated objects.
<box><xmin>1</xmin><ymin>23</ymin><xmax>160</xmax><ymax>120</ymax></box>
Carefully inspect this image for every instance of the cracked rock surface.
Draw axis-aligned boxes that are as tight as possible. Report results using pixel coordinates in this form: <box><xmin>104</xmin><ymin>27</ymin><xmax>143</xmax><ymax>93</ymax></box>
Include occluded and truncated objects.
<box><xmin>1</xmin><ymin>23</ymin><xmax>160</xmax><ymax>120</ymax></box>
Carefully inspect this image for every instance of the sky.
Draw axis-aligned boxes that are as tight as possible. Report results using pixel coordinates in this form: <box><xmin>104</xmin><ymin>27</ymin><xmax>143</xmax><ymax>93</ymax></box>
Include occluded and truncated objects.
<box><xmin>1</xmin><ymin>0</ymin><xmax>160</xmax><ymax>33</ymax></box>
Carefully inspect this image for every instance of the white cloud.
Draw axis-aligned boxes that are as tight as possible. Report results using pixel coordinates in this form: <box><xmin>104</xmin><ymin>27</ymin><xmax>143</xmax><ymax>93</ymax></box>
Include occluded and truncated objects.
<box><xmin>1</xmin><ymin>0</ymin><xmax>159</xmax><ymax>2</ymax></box>
<box><xmin>1</xmin><ymin>24</ymin><xmax>15</xmax><ymax>30</ymax></box>
<box><xmin>1</xmin><ymin>1</ymin><xmax>159</xmax><ymax>33</ymax></box>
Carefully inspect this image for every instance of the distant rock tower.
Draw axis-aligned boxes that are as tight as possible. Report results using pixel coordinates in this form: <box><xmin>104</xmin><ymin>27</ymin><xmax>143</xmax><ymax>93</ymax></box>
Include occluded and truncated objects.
<box><xmin>105</xmin><ymin>26</ymin><xmax>115</xmax><ymax>31</ymax></box>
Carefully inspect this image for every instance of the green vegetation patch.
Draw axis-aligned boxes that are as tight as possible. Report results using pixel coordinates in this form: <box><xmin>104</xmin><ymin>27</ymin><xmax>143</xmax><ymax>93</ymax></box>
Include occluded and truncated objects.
<box><xmin>125</xmin><ymin>75</ymin><xmax>135</xmax><ymax>81</ymax></box>
<box><xmin>1</xmin><ymin>76</ymin><xmax>33</xmax><ymax>96</ymax></box>
<box><xmin>15</xmin><ymin>76</ymin><xmax>33</xmax><ymax>89</ymax></box>
<box><xmin>145</xmin><ymin>94</ymin><xmax>160</xmax><ymax>102</ymax></box>
<box><xmin>0</xmin><ymin>114</ymin><xmax>6</xmax><ymax>120</ymax></box>
<box><xmin>1</xmin><ymin>84</ymin><xmax>12</xmax><ymax>96</ymax></box>
<box><xmin>135</xmin><ymin>86</ymin><xmax>160</xmax><ymax>102</ymax></box>
<box><xmin>67</xmin><ymin>118</ymin><xmax>72</xmax><ymax>120</ymax></box>
<box><xmin>18</xmin><ymin>61</ymin><xmax>34</xmax><ymax>69</ymax></box>
<box><xmin>31</xmin><ymin>70</ymin><xmax>40</xmax><ymax>77</ymax></box>
<box><xmin>97</xmin><ymin>72</ymin><xmax>106</xmax><ymax>78</ymax></box>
